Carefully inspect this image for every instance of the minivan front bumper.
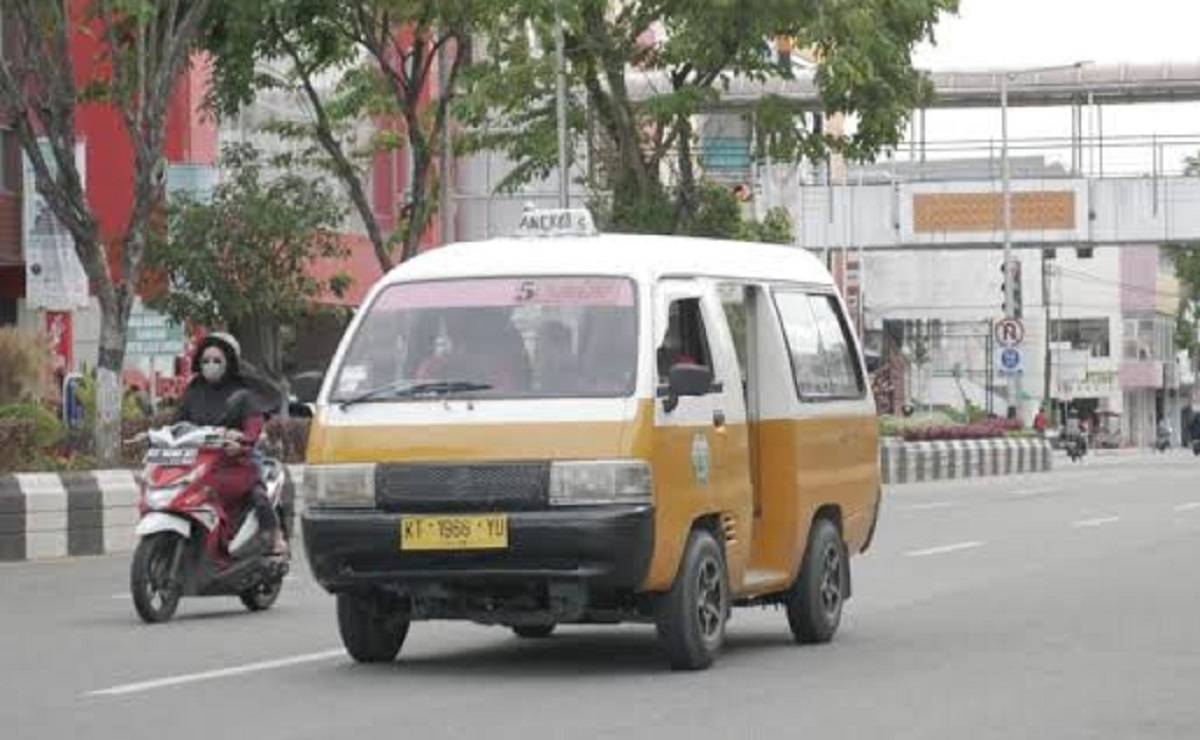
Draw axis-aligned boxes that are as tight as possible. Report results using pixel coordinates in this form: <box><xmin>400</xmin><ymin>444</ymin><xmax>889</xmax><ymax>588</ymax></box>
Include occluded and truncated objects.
<box><xmin>301</xmin><ymin>505</ymin><xmax>654</xmax><ymax>592</ymax></box>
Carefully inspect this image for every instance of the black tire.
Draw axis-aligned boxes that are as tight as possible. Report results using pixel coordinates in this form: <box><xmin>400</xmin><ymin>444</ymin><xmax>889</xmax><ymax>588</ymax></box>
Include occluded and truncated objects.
<box><xmin>787</xmin><ymin>518</ymin><xmax>846</xmax><ymax>644</ymax></box>
<box><xmin>512</xmin><ymin>623</ymin><xmax>556</xmax><ymax>639</ymax></box>
<box><xmin>336</xmin><ymin>593</ymin><xmax>410</xmax><ymax>663</ymax></box>
<box><xmin>655</xmin><ymin>528</ymin><xmax>728</xmax><ymax>671</ymax></box>
<box><xmin>131</xmin><ymin>533</ymin><xmax>184</xmax><ymax>624</ymax></box>
<box><xmin>240</xmin><ymin>577</ymin><xmax>283</xmax><ymax>612</ymax></box>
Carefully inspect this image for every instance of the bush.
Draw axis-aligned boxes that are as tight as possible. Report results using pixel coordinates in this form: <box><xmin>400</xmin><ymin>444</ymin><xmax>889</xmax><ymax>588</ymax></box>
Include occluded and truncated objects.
<box><xmin>0</xmin><ymin>328</ymin><xmax>52</xmax><ymax>403</ymax></box>
<box><xmin>0</xmin><ymin>403</ymin><xmax>64</xmax><ymax>450</ymax></box>
<box><xmin>0</xmin><ymin>418</ymin><xmax>37</xmax><ymax>472</ymax></box>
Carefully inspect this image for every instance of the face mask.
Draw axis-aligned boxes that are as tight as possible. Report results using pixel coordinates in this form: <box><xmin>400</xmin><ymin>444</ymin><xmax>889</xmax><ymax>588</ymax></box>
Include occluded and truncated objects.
<box><xmin>201</xmin><ymin>358</ymin><xmax>225</xmax><ymax>383</ymax></box>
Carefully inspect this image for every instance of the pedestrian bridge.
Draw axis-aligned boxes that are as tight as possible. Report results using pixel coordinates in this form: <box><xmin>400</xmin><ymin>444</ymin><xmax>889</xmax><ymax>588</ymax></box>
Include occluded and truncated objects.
<box><xmin>790</xmin><ymin>175</ymin><xmax>1200</xmax><ymax>251</ymax></box>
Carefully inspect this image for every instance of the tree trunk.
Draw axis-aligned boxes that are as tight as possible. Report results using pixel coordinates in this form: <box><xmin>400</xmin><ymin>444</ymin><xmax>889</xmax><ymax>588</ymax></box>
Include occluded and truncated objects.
<box><xmin>672</xmin><ymin>115</ymin><xmax>698</xmax><ymax>231</ymax></box>
<box><xmin>94</xmin><ymin>291</ymin><xmax>132</xmax><ymax>464</ymax></box>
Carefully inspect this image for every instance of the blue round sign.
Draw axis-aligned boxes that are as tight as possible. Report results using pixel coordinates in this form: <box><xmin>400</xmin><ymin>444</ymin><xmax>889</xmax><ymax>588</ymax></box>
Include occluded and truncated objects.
<box><xmin>1000</xmin><ymin>347</ymin><xmax>1022</xmax><ymax>371</ymax></box>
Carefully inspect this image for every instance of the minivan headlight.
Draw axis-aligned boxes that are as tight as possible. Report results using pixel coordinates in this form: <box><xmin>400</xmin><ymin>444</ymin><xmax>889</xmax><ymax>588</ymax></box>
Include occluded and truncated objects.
<box><xmin>549</xmin><ymin>460</ymin><xmax>652</xmax><ymax>506</ymax></box>
<box><xmin>302</xmin><ymin>464</ymin><xmax>376</xmax><ymax>508</ymax></box>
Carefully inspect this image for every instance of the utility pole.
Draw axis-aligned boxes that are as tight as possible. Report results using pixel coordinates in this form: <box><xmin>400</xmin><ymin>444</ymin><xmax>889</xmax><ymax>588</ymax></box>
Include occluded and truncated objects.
<box><xmin>554</xmin><ymin>0</ymin><xmax>570</xmax><ymax>208</ymax></box>
<box><xmin>1042</xmin><ymin>250</ymin><xmax>1053</xmax><ymax>417</ymax></box>
<box><xmin>1000</xmin><ymin>60</ymin><xmax>1090</xmax><ymax>420</ymax></box>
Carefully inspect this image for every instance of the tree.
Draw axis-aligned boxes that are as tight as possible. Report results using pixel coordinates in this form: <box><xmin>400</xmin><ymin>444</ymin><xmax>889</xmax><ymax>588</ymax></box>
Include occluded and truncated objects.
<box><xmin>0</xmin><ymin>0</ymin><xmax>216</xmax><ymax>462</ymax></box>
<box><xmin>145</xmin><ymin>143</ymin><xmax>351</xmax><ymax>388</ymax></box>
<box><xmin>460</xmin><ymin>0</ymin><xmax>956</xmax><ymax>234</ymax></box>
<box><xmin>1169</xmin><ymin>151</ymin><xmax>1200</xmax><ymax>357</ymax></box>
<box><xmin>206</xmin><ymin>0</ymin><xmax>499</xmax><ymax>271</ymax></box>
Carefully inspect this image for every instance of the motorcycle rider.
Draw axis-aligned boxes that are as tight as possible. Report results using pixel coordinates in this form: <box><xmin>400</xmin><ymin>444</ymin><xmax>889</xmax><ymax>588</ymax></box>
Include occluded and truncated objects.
<box><xmin>178</xmin><ymin>333</ymin><xmax>285</xmax><ymax>555</ymax></box>
<box><xmin>1156</xmin><ymin>417</ymin><xmax>1173</xmax><ymax>452</ymax></box>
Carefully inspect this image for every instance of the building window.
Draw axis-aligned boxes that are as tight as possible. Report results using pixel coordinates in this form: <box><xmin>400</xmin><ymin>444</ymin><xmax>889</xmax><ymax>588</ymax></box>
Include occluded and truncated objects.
<box><xmin>1050</xmin><ymin>318</ymin><xmax>1110</xmax><ymax>358</ymax></box>
<box><xmin>0</xmin><ymin>296</ymin><xmax>15</xmax><ymax>326</ymax></box>
<box><xmin>1122</xmin><ymin>316</ymin><xmax>1172</xmax><ymax>361</ymax></box>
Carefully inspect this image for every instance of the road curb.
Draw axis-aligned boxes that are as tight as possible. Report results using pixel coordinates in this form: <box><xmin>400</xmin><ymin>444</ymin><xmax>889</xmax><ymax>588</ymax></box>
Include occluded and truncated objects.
<box><xmin>881</xmin><ymin>438</ymin><xmax>1052</xmax><ymax>485</ymax></box>
<box><xmin>0</xmin><ymin>465</ymin><xmax>306</xmax><ymax>563</ymax></box>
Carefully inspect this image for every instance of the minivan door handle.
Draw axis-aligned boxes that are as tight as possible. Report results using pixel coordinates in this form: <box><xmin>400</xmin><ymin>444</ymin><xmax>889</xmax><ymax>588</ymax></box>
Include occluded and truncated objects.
<box><xmin>712</xmin><ymin>409</ymin><xmax>726</xmax><ymax>428</ymax></box>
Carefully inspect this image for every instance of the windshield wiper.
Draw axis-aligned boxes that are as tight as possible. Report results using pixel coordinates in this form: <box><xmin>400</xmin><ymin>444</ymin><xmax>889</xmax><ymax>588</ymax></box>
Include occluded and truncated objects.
<box><xmin>339</xmin><ymin>380</ymin><xmax>493</xmax><ymax>410</ymax></box>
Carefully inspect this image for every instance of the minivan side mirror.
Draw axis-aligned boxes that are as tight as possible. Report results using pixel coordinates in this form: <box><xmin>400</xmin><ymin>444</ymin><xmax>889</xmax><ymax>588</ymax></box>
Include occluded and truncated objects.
<box><xmin>658</xmin><ymin>363</ymin><xmax>719</xmax><ymax>412</ymax></box>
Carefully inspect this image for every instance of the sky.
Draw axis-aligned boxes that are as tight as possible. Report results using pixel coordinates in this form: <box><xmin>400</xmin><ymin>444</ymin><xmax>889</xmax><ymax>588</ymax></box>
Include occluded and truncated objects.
<box><xmin>895</xmin><ymin>0</ymin><xmax>1200</xmax><ymax>175</ymax></box>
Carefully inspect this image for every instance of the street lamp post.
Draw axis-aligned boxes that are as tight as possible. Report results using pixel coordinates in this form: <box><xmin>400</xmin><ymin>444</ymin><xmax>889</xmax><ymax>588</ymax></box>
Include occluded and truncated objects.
<box><xmin>554</xmin><ymin>0</ymin><xmax>569</xmax><ymax>209</ymax></box>
<box><xmin>999</xmin><ymin>60</ymin><xmax>1090</xmax><ymax>419</ymax></box>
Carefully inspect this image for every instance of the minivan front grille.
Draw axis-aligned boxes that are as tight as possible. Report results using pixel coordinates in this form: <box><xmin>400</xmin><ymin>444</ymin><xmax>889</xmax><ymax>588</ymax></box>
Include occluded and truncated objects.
<box><xmin>375</xmin><ymin>462</ymin><xmax>551</xmax><ymax>512</ymax></box>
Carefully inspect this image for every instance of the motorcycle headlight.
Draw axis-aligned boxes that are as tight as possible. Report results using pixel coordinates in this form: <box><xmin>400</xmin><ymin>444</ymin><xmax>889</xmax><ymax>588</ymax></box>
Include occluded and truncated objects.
<box><xmin>549</xmin><ymin>460</ymin><xmax>652</xmax><ymax>506</ymax></box>
<box><xmin>302</xmin><ymin>464</ymin><xmax>376</xmax><ymax>508</ymax></box>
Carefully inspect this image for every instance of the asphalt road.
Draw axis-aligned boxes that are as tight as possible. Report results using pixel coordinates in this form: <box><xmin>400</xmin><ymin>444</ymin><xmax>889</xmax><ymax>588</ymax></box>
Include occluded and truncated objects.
<box><xmin>3</xmin><ymin>451</ymin><xmax>1199</xmax><ymax>739</ymax></box>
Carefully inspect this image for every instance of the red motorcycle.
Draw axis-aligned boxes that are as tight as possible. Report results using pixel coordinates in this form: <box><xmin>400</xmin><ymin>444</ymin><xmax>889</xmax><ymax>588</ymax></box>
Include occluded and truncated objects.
<box><xmin>129</xmin><ymin>405</ymin><xmax>294</xmax><ymax>623</ymax></box>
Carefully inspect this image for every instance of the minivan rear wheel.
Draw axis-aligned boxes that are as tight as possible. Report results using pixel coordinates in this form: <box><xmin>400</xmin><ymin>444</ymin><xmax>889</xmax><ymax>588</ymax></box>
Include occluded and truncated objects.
<box><xmin>787</xmin><ymin>518</ymin><xmax>845</xmax><ymax>644</ymax></box>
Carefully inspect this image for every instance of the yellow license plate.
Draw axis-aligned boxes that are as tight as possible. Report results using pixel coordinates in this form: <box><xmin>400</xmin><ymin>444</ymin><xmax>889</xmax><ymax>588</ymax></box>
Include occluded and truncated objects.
<box><xmin>400</xmin><ymin>514</ymin><xmax>509</xmax><ymax>551</ymax></box>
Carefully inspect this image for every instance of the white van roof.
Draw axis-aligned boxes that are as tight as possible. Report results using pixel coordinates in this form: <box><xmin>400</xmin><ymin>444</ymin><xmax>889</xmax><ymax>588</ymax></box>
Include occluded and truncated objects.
<box><xmin>378</xmin><ymin>233</ymin><xmax>835</xmax><ymax>288</ymax></box>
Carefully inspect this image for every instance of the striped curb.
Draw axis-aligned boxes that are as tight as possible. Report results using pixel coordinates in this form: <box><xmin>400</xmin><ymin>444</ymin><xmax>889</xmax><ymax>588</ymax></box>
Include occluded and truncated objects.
<box><xmin>0</xmin><ymin>466</ymin><xmax>306</xmax><ymax>563</ymax></box>
<box><xmin>880</xmin><ymin>438</ymin><xmax>1052</xmax><ymax>485</ymax></box>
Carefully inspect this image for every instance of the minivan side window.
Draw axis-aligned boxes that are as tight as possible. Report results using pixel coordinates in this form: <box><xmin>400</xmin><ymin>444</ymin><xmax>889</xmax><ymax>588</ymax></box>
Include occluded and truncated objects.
<box><xmin>774</xmin><ymin>291</ymin><xmax>864</xmax><ymax>400</ymax></box>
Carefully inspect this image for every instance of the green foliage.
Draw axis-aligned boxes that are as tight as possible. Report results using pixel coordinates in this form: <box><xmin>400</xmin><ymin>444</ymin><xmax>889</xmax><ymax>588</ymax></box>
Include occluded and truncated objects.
<box><xmin>461</xmin><ymin>0</ymin><xmax>957</xmax><ymax>232</ymax></box>
<box><xmin>146</xmin><ymin>142</ymin><xmax>349</xmax><ymax>337</ymax></box>
<box><xmin>0</xmin><ymin>328</ymin><xmax>52</xmax><ymax>404</ymax></box>
<box><xmin>206</xmin><ymin>0</ymin><xmax>505</xmax><ymax>266</ymax></box>
<box><xmin>0</xmin><ymin>403</ymin><xmax>65</xmax><ymax>451</ymax></box>
<box><xmin>686</xmin><ymin>181</ymin><xmax>745</xmax><ymax>240</ymax></box>
<box><xmin>740</xmin><ymin>207</ymin><xmax>794</xmax><ymax>244</ymax></box>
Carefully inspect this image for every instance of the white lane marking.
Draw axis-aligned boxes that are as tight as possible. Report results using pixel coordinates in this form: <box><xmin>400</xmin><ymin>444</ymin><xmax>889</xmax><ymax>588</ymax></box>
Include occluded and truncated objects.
<box><xmin>1173</xmin><ymin>502</ymin><xmax>1200</xmax><ymax>512</ymax></box>
<box><xmin>85</xmin><ymin>649</ymin><xmax>344</xmax><ymax>698</ymax></box>
<box><xmin>907</xmin><ymin>502</ymin><xmax>956</xmax><ymax>511</ymax></box>
<box><xmin>1072</xmin><ymin>516</ymin><xmax>1120</xmax><ymax>528</ymax></box>
<box><xmin>1011</xmin><ymin>486</ymin><xmax>1058</xmax><ymax>497</ymax></box>
<box><xmin>905</xmin><ymin>541</ymin><xmax>984</xmax><ymax>558</ymax></box>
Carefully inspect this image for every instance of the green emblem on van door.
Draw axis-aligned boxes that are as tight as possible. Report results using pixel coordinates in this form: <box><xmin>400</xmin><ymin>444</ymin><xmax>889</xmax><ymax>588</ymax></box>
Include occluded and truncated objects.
<box><xmin>691</xmin><ymin>432</ymin><xmax>711</xmax><ymax>485</ymax></box>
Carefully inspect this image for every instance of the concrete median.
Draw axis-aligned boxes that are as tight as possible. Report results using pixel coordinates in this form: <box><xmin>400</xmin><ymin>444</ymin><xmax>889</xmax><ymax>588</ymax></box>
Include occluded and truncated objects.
<box><xmin>881</xmin><ymin>438</ymin><xmax>1052</xmax><ymax>485</ymax></box>
<box><xmin>0</xmin><ymin>466</ymin><xmax>306</xmax><ymax>563</ymax></box>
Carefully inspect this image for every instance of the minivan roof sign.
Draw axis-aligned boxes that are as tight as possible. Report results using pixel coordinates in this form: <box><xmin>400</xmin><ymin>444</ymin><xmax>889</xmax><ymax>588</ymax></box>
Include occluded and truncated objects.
<box><xmin>514</xmin><ymin>206</ymin><xmax>598</xmax><ymax>238</ymax></box>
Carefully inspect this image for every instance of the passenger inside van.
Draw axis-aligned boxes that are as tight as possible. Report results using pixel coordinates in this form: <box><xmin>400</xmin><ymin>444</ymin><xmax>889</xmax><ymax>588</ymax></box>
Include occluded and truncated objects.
<box><xmin>534</xmin><ymin>321</ymin><xmax>578</xmax><ymax>393</ymax></box>
<box><xmin>578</xmin><ymin>311</ymin><xmax>636</xmax><ymax>394</ymax></box>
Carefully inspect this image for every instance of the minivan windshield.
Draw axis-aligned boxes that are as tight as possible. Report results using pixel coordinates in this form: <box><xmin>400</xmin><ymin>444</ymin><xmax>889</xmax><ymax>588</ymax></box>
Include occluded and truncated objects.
<box><xmin>331</xmin><ymin>277</ymin><xmax>638</xmax><ymax>402</ymax></box>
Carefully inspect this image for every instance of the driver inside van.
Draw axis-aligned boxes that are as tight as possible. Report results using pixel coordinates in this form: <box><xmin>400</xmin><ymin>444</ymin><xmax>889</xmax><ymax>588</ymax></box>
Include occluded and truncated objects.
<box><xmin>415</xmin><ymin>310</ymin><xmax>531</xmax><ymax>392</ymax></box>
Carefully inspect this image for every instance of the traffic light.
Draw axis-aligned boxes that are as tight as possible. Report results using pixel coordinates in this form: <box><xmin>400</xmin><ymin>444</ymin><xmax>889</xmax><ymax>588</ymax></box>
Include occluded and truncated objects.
<box><xmin>1000</xmin><ymin>259</ymin><xmax>1023</xmax><ymax>319</ymax></box>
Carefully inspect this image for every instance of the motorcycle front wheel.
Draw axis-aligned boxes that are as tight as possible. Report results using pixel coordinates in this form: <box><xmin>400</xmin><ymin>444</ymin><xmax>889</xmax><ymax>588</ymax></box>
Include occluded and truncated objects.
<box><xmin>240</xmin><ymin>578</ymin><xmax>283</xmax><ymax>612</ymax></box>
<box><xmin>131</xmin><ymin>533</ymin><xmax>185</xmax><ymax>624</ymax></box>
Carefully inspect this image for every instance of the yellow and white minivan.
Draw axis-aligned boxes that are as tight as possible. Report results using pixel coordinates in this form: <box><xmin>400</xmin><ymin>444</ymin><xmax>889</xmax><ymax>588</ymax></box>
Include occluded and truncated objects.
<box><xmin>301</xmin><ymin>210</ymin><xmax>880</xmax><ymax>670</ymax></box>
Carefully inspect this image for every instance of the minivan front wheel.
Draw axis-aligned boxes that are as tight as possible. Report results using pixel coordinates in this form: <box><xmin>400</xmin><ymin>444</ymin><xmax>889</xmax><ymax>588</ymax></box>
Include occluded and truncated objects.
<box><xmin>336</xmin><ymin>593</ymin><xmax>410</xmax><ymax>663</ymax></box>
<box><xmin>655</xmin><ymin>529</ymin><xmax>728</xmax><ymax>671</ymax></box>
<box><xmin>787</xmin><ymin>518</ymin><xmax>845</xmax><ymax>644</ymax></box>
